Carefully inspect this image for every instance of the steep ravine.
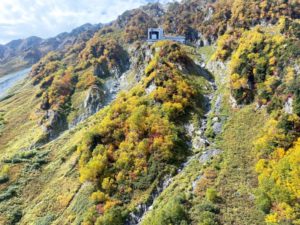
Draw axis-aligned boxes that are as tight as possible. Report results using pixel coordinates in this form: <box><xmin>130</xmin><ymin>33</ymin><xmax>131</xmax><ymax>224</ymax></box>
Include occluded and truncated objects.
<box><xmin>126</xmin><ymin>74</ymin><xmax>220</xmax><ymax>224</ymax></box>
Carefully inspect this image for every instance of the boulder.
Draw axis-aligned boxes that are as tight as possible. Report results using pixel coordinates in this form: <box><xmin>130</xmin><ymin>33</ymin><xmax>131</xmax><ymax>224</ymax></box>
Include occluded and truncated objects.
<box><xmin>284</xmin><ymin>97</ymin><xmax>293</xmax><ymax>114</ymax></box>
<box><xmin>212</xmin><ymin>122</ymin><xmax>222</xmax><ymax>134</ymax></box>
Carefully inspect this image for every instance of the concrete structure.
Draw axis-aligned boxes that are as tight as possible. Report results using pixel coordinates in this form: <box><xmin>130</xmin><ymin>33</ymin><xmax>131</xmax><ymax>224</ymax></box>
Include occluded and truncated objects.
<box><xmin>147</xmin><ymin>28</ymin><xmax>185</xmax><ymax>44</ymax></box>
<box><xmin>148</xmin><ymin>28</ymin><xmax>164</xmax><ymax>41</ymax></box>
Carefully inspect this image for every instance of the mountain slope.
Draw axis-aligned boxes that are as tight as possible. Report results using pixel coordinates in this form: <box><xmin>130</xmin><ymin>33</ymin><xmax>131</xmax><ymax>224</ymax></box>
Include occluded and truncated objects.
<box><xmin>0</xmin><ymin>0</ymin><xmax>299</xmax><ymax>225</ymax></box>
<box><xmin>0</xmin><ymin>23</ymin><xmax>102</xmax><ymax>77</ymax></box>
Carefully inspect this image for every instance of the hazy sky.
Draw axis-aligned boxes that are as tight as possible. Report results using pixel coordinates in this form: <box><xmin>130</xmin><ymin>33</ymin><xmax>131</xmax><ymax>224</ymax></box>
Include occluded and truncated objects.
<box><xmin>0</xmin><ymin>0</ymin><xmax>175</xmax><ymax>44</ymax></box>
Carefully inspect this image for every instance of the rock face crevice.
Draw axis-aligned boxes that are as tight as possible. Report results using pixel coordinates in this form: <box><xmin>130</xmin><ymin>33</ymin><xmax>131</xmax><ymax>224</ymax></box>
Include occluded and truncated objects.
<box><xmin>83</xmin><ymin>86</ymin><xmax>104</xmax><ymax>116</ymax></box>
<box><xmin>39</xmin><ymin>109</ymin><xmax>68</xmax><ymax>141</ymax></box>
<box><xmin>69</xmin><ymin>85</ymin><xmax>105</xmax><ymax>128</ymax></box>
<box><xmin>68</xmin><ymin>46</ymin><xmax>139</xmax><ymax>128</ymax></box>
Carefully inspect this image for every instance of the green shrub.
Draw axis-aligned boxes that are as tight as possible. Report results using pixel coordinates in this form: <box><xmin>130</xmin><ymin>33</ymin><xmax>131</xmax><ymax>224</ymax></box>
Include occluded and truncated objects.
<box><xmin>206</xmin><ymin>188</ymin><xmax>218</xmax><ymax>203</ymax></box>
<box><xmin>0</xmin><ymin>112</ymin><xmax>5</xmax><ymax>128</ymax></box>
<box><xmin>255</xmin><ymin>192</ymin><xmax>272</xmax><ymax>214</ymax></box>
<box><xmin>277</xmin><ymin>115</ymin><xmax>294</xmax><ymax>134</ymax></box>
<box><xmin>0</xmin><ymin>175</ymin><xmax>9</xmax><ymax>184</ymax></box>
<box><xmin>90</xmin><ymin>191</ymin><xmax>106</xmax><ymax>203</ymax></box>
<box><xmin>293</xmin><ymin>90</ymin><xmax>300</xmax><ymax>116</ymax></box>
<box><xmin>18</xmin><ymin>150</ymin><xmax>37</xmax><ymax>159</ymax></box>
<box><xmin>198</xmin><ymin>201</ymin><xmax>220</xmax><ymax>214</ymax></box>
<box><xmin>197</xmin><ymin>211</ymin><xmax>219</xmax><ymax>225</ymax></box>
<box><xmin>95</xmin><ymin>207</ymin><xmax>125</xmax><ymax>225</ymax></box>
<box><xmin>0</xmin><ymin>165</ymin><xmax>9</xmax><ymax>184</ymax></box>
<box><xmin>142</xmin><ymin>195</ymin><xmax>188</xmax><ymax>225</ymax></box>
<box><xmin>0</xmin><ymin>186</ymin><xmax>17</xmax><ymax>202</ymax></box>
<box><xmin>7</xmin><ymin>209</ymin><xmax>22</xmax><ymax>225</ymax></box>
<box><xmin>34</xmin><ymin>214</ymin><xmax>55</xmax><ymax>225</ymax></box>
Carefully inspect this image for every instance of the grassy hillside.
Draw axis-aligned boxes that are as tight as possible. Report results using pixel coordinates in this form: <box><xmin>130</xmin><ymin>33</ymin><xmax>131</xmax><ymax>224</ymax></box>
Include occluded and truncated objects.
<box><xmin>0</xmin><ymin>41</ymin><xmax>211</xmax><ymax>224</ymax></box>
<box><xmin>215</xmin><ymin>105</ymin><xmax>267</xmax><ymax>224</ymax></box>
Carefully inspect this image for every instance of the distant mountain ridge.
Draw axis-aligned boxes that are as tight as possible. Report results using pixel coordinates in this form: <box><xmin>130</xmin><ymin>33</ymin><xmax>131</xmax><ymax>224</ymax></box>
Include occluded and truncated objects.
<box><xmin>0</xmin><ymin>23</ymin><xmax>102</xmax><ymax>77</ymax></box>
<box><xmin>2</xmin><ymin>0</ymin><xmax>298</xmax><ymax>77</ymax></box>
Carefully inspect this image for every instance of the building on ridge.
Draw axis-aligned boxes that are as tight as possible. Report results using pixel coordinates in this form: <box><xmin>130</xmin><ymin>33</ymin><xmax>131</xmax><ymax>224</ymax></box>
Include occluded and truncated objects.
<box><xmin>147</xmin><ymin>28</ymin><xmax>185</xmax><ymax>44</ymax></box>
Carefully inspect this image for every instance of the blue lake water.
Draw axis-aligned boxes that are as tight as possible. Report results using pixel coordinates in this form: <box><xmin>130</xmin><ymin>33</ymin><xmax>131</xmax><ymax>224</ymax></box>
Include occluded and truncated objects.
<box><xmin>0</xmin><ymin>68</ymin><xmax>31</xmax><ymax>99</ymax></box>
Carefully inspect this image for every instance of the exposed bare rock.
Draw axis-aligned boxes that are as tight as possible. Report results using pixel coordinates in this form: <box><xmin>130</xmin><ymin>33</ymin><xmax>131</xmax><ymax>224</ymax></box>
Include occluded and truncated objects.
<box><xmin>230</xmin><ymin>94</ymin><xmax>239</xmax><ymax>109</ymax></box>
<box><xmin>40</xmin><ymin>110</ymin><xmax>67</xmax><ymax>139</ymax></box>
<box><xmin>284</xmin><ymin>97</ymin><xmax>293</xmax><ymax>114</ymax></box>
<box><xmin>146</xmin><ymin>82</ymin><xmax>156</xmax><ymax>95</ymax></box>
<box><xmin>199</xmin><ymin>149</ymin><xmax>221</xmax><ymax>164</ymax></box>
<box><xmin>212</xmin><ymin>122</ymin><xmax>222</xmax><ymax>134</ymax></box>
<box><xmin>69</xmin><ymin>85</ymin><xmax>104</xmax><ymax>128</ymax></box>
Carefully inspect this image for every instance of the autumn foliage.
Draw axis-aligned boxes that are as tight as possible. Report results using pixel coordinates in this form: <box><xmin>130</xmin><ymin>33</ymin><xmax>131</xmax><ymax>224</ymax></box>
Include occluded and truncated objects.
<box><xmin>77</xmin><ymin>42</ymin><xmax>199</xmax><ymax>224</ymax></box>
